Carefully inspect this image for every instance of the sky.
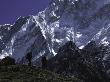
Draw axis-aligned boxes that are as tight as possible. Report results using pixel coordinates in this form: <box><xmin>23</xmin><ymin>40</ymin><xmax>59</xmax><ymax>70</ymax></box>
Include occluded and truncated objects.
<box><xmin>0</xmin><ymin>0</ymin><xmax>50</xmax><ymax>25</ymax></box>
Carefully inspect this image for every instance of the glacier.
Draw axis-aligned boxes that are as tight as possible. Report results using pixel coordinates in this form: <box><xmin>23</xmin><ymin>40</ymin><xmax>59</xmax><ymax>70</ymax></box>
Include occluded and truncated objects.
<box><xmin>0</xmin><ymin>0</ymin><xmax>110</xmax><ymax>63</ymax></box>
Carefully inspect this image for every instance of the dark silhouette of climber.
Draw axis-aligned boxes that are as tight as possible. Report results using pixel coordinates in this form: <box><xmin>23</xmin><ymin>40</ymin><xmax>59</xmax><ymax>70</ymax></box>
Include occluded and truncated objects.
<box><xmin>26</xmin><ymin>52</ymin><xmax>32</xmax><ymax>66</ymax></box>
<box><xmin>41</xmin><ymin>56</ymin><xmax>47</xmax><ymax>69</ymax></box>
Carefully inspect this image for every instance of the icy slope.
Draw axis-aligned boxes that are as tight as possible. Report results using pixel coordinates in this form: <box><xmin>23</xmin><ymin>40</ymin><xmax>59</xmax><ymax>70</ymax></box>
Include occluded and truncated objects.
<box><xmin>0</xmin><ymin>0</ymin><xmax>110</xmax><ymax>63</ymax></box>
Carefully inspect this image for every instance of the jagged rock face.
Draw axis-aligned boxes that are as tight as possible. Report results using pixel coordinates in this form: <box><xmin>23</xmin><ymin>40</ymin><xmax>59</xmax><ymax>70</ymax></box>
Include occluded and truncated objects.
<box><xmin>0</xmin><ymin>16</ymin><xmax>29</xmax><ymax>58</ymax></box>
<box><xmin>48</xmin><ymin>41</ymin><xmax>110</xmax><ymax>82</ymax></box>
<box><xmin>0</xmin><ymin>0</ymin><xmax>110</xmax><ymax>63</ymax></box>
<box><xmin>82</xmin><ymin>41</ymin><xmax>110</xmax><ymax>77</ymax></box>
<box><xmin>44</xmin><ymin>0</ymin><xmax>110</xmax><ymax>51</ymax></box>
<box><xmin>60</xmin><ymin>0</ymin><xmax>110</xmax><ymax>47</ymax></box>
<box><xmin>48</xmin><ymin>41</ymin><xmax>81</xmax><ymax>78</ymax></box>
<box><xmin>0</xmin><ymin>16</ymin><xmax>51</xmax><ymax>63</ymax></box>
<box><xmin>81</xmin><ymin>41</ymin><xmax>100</xmax><ymax>59</ymax></box>
<box><xmin>0</xmin><ymin>25</ymin><xmax>12</xmax><ymax>54</ymax></box>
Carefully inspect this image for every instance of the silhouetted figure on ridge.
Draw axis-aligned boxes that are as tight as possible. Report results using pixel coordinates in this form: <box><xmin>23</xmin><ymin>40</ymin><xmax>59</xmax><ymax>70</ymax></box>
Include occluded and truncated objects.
<box><xmin>41</xmin><ymin>56</ymin><xmax>47</xmax><ymax>69</ymax></box>
<box><xmin>26</xmin><ymin>52</ymin><xmax>32</xmax><ymax>66</ymax></box>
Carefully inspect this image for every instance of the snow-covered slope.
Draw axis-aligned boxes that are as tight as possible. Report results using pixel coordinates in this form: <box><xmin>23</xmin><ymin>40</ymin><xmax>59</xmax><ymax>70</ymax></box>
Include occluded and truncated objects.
<box><xmin>0</xmin><ymin>0</ymin><xmax>110</xmax><ymax>63</ymax></box>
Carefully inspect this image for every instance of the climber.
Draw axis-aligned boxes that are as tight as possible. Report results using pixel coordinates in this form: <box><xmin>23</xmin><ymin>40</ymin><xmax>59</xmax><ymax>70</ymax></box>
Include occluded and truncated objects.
<box><xmin>26</xmin><ymin>52</ymin><xmax>32</xmax><ymax>66</ymax></box>
<box><xmin>41</xmin><ymin>56</ymin><xmax>48</xmax><ymax>69</ymax></box>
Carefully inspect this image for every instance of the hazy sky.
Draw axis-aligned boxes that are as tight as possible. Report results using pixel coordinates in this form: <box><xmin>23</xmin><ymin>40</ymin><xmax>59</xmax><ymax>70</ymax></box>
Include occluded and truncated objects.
<box><xmin>0</xmin><ymin>0</ymin><xmax>50</xmax><ymax>25</ymax></box>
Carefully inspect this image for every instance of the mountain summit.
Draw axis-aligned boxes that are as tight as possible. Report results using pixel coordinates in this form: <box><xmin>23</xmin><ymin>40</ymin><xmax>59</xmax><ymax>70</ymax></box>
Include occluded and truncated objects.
<box><xmin>0</xmin><ymin>0</ymin><xmax>110</xmax><ymax>63</ymax></box>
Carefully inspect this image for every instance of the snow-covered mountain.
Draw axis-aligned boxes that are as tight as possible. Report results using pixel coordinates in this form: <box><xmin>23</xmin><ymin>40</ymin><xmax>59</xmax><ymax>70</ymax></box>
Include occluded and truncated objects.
<box><xmin>0</xmin><ymin>0</ymin><xmax>110</xmax><ymax>63</ymax></box>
